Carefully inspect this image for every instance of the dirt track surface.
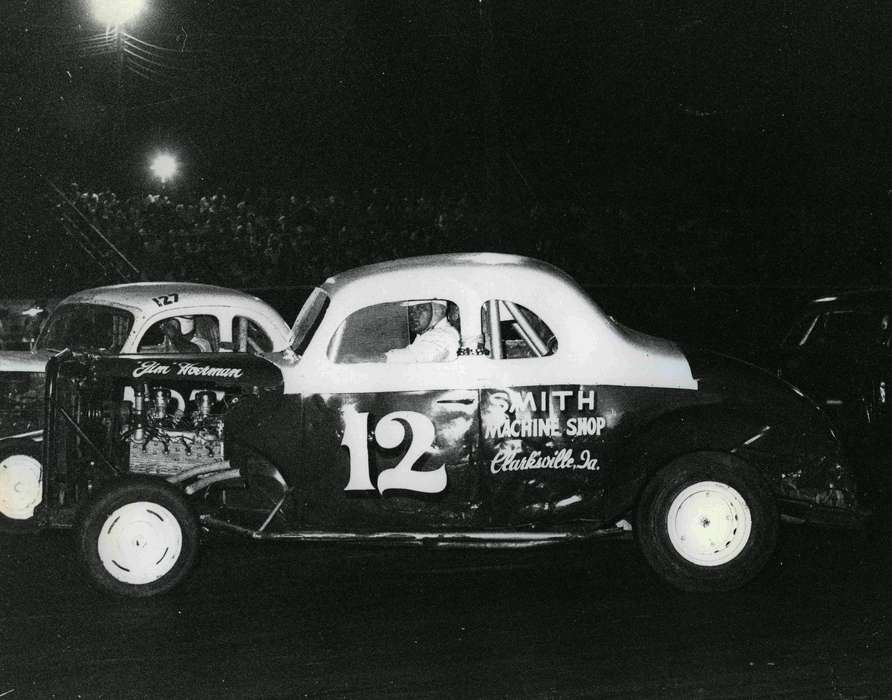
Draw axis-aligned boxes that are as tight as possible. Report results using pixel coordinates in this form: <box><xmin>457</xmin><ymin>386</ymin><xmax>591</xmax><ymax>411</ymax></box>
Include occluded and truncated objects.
<box><xmin>2</xmin><ymin>523</ymin><xmax>890</xmax><ymax>699</ymax></box>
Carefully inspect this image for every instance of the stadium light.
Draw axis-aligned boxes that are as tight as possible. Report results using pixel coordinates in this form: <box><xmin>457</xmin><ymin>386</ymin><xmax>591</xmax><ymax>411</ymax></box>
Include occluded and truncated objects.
<box><xmin>149</xmin><ymin>152</ymin><xmax>179</xmax><ymax>184</ymax></box>
<box><xmin>91</xmin><ymin>0</ymin><xmax>146</xmax><ymax>28</ymax></box>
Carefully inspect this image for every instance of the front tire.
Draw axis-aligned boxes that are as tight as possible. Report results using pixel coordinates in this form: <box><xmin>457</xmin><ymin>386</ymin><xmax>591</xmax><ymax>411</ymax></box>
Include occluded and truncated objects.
<box><xmin>636</xmin><ymin>453</ymin><xmax>778</xmax><ymax>592</ymax></box>
<box><xmin>77</xmin><ymin>478</ymin><xmax>199</xmax><ymax>597</ymax></box>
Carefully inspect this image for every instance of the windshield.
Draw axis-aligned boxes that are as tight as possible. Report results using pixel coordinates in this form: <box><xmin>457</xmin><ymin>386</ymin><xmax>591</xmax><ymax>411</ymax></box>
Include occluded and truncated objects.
<box><xmin>290</xmin><ymin>288</ymin><xmax>329</xmax><ymax>355</ymax></box>
<box><xmin>35</xmin><ymin>303</ymin><xmax>134</xmax><ymax>353</ymax></box>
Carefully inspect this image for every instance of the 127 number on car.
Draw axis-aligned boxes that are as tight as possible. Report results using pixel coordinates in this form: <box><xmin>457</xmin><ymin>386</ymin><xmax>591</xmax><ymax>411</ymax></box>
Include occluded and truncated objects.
<box><xmin>152</xmin><ymin>293</ymin><xmax>180</xmax><ymax>307</ymax></box>
<box><xmin>341</xmin><ymin>411</ymin><xmax>446</xmax><ymax>494</ymax></box>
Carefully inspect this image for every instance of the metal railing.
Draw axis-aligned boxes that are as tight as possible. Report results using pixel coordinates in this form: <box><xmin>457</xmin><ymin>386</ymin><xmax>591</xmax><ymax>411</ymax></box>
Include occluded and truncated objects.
<box><xmin>44</xmin><ymin>177</ymin><xmax>141</xmax><ymax>283</ymax></box>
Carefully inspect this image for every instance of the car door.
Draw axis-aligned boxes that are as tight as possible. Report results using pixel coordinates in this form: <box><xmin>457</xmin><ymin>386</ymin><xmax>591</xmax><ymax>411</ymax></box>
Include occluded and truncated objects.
<box><xmin>297</xmin><ymin>298</ymin><xmax>482</xmax><ymax>531</ymax></box>
<box><xmin>474</xmin><ymin>299</ymin><xmax>607</xmax><ymax>526</ymax></box>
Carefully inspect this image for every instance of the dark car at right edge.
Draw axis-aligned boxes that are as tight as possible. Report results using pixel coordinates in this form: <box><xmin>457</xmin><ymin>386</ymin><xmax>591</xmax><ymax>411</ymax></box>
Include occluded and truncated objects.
<box><xmin>779</xmin><ymin>290</ymin><xmax>892</xmax><ymax>499</ymax></box>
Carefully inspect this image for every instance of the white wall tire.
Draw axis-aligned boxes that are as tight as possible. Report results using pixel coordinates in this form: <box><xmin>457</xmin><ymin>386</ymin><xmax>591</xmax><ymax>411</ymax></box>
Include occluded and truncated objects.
<box><xmin>636</xmin><ymin>453</ymin><xmax>778</xmax><ymax>592</ymax></box>
<box><xmin>78</xmin><ymin>478</ymin><xmax>198</xmax><ymax>597</ymax></box>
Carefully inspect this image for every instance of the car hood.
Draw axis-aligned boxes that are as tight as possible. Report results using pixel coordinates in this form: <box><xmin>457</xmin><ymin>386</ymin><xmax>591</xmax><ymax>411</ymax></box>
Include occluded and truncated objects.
<box><xmin>0</xmin><ymin>350</ymin><xmax>55</xmax><ymax>374</ymax></box>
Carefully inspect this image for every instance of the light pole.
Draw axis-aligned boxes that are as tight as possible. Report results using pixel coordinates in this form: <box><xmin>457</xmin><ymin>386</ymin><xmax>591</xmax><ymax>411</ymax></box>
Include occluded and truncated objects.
<box><xmin>90</xmin><ymin>0</ymin><xmax>146</xmax><ymax>143</ymax></box>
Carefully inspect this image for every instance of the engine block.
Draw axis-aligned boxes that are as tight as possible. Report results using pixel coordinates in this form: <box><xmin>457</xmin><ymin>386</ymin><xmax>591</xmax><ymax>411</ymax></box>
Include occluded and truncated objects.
<box><xmin>128</xmin><ymin>432</ymin><xmax>224</xmax><ymax>476</ymax></box>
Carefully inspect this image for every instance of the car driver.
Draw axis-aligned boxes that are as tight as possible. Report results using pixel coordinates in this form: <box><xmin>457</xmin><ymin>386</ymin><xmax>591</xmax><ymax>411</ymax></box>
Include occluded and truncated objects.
<box><xmin>161</xmin><ymin>316</ymin><xmax>212</xmax><ymax>353</ymax></box>
<box><xmin>384</xmin><ymin>300</ymin><xmax>459</xmax><ymax>363</ymax></box>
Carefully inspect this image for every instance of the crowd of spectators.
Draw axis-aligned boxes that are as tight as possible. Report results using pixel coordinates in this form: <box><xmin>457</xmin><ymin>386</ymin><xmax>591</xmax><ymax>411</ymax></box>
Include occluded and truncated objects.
<box><xmin>59</xmin><ymin>182</ymin><xmax>892</xmax><ymax>292</ymax></box>
<box><xmin>63</xmin><ymin>184</ymin><xmax>497</xmax><ymax>288</ymax></box>
<box><xmin>62</xmin><ymin>180</ymin><xmax>683</xmax><ymax>291</ymax></box>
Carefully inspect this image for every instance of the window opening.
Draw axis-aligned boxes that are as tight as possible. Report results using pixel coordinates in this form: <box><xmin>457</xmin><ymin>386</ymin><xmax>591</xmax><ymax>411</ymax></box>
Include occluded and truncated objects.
<box><xmin>481</xmin><ymin>301</ymin><xmax>557</xmax><ymax>359</ymax></box>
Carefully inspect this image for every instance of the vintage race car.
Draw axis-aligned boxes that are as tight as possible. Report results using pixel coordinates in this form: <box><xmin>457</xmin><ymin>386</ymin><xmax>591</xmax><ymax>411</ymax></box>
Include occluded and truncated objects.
<box><xmin>0</xmin><ymin>282</ymin><xmax>291</xmax><ymax>525</ymax></box>
<box><xmin>7</xmin><ymin>254</ymin><xmax>862</xmax><ymax>596</ymax></box>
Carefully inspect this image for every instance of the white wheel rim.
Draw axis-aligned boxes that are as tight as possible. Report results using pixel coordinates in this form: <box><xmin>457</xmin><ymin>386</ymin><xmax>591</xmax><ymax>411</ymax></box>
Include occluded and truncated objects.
<box><xmin>0</xmin><ymin>454</ymin><xmax>43</xmax><ymax>520</ymax></box>
<box><xmin>97</xmin><ymin>502</ymin><xmax>183</xmax><ymax>585</ymax></box>
<box><xmin>667</xmin><ymin>481</ymin><xmax>752</xmax><ymax>566</ymax></box>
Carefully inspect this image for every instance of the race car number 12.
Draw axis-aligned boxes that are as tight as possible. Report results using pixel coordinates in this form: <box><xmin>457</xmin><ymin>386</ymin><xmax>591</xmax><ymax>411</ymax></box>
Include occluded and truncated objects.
<box><xmin>341</xmin><ymin>411</ymin><xmax>447</xmax><ymax>494</ymax></box>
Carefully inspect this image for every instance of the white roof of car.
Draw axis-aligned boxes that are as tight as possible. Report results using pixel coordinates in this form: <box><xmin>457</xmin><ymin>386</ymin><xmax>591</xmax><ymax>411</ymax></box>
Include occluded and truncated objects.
<box><xmin>321</xmin><ymin>252</ymin><xmax>581</xmax><ymax>300</ymax></box>
<box><xmin>288</xmin><ymin>252</ymin><xmax>697</xmax><ymax>393</ymax></box>
<box><xmin>59</xmin><ymin>282</ymin><xmax>280</xmax><ymax>317</ymax></box>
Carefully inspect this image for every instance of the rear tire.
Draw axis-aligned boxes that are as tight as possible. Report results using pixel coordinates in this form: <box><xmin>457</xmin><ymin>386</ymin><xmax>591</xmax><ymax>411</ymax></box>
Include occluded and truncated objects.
<box><xmin>77</xmin><ymin>477</ymin><xmax>198</xmax><ymax>597</ymax></box>
<box><xmin>636</xmin><ymin>453</ymin><xmax>778</xmax><ymax>592</ymax></box>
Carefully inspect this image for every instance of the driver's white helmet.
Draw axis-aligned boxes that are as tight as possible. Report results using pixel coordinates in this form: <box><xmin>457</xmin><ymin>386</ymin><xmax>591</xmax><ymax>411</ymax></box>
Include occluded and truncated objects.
<box><xmin>175</xmin><ymin>316</ymin><xmax>195</xmax><ymax>334</ymax></box>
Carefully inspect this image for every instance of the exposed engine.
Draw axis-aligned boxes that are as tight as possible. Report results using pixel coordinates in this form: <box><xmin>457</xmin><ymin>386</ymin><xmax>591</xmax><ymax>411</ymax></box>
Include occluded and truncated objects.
<box><xmin>126</xmin><ymin>386</ymin><xmax>227</xmax><ymax>477</ymax></box>
<box><xmin>35</xmin><ymin>351</ymin><xmax>284</xmax><ymax>529</ymax></box>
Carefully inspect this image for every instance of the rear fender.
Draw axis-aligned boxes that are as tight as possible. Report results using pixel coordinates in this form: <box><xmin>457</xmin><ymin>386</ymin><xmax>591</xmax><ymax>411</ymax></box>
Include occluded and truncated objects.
<box><xmin>604</xmin><ymin>405</ymin><xmax>766</xmax><ymax>521</ymax></box>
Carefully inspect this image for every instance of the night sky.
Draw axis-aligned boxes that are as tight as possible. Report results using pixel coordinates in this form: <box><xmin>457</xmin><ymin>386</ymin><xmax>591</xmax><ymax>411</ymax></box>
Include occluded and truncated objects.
<box><xmin>3</xmin><ymin>1</ymin><xmax>892</xmax><ymax>293</ymax></box>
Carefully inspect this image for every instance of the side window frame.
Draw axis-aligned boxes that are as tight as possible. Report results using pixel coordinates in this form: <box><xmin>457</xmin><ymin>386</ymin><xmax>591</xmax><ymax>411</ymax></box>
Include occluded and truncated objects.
<box><xmin>804</xmin><ymin>310</ymin><xmax>878</xmax><ymax>350</ymax></box>
<box><xmin>136</xmin><ymin>313</ymin><xmax>221</xmax><ymax>353</ymax></box>
<box><xmin>481</xmin><ymin>300</ymin><xmax>557</xmax><ymax>360</ymax></box>
<box><xmin>327</xmin><ymin>301</ymin><xmax>412</xmax><ymax>364</ymax></box>
<box><xmin>327</xmin><ymin>299</ymin><xmax>461</xmax><ymax>364</ymax></box>
<box><xmin>232</xmin><ymin>315</ymin><xmax>273</xmax><ymax>353</ymax></box>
